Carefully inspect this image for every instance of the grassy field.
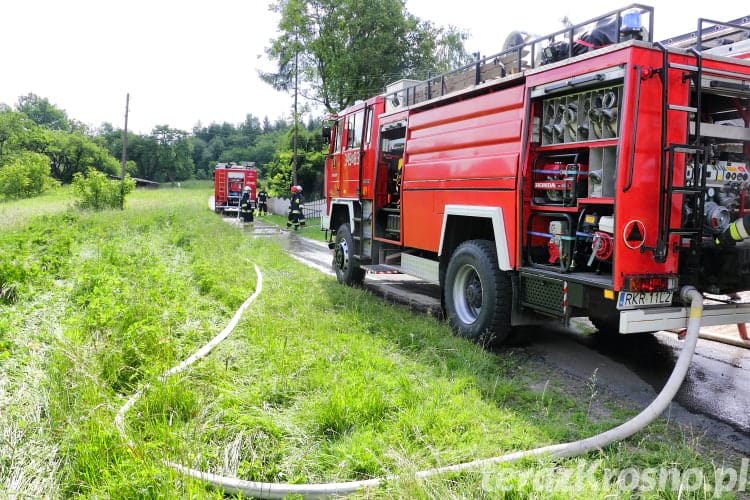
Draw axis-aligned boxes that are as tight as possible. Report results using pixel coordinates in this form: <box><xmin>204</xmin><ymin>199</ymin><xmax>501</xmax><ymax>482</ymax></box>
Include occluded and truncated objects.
<box><xmin>0</xmin><ymin>181</ymin><xmax>745</xmax><ymax>498</ymax></box>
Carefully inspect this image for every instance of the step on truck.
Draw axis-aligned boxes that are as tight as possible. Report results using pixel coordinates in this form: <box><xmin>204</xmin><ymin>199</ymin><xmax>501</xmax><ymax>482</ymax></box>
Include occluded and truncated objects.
<box><xmin>213</xmin><ymin>163</ymin><xmax>257</xmax><ymax>214</ymax></box>
<box><xmin>322</xmin><ymin>4</ymin><xmax>750</xmax><ymax>344</ymax></box>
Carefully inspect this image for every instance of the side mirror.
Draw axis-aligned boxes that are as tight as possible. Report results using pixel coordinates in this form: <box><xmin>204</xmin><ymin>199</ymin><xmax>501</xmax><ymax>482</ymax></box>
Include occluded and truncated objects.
<box><xmin>322</xmin><ymin>125</ymin><xmax>332</xmax><ymax>144</ymax></box>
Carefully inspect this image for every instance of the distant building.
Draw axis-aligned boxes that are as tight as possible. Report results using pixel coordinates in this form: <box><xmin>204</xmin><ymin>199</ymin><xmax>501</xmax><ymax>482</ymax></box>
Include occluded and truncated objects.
<box><xmin>109</xmin><ymin>175</ymin><xmax>159</xmax><ymax>188</ymax></box>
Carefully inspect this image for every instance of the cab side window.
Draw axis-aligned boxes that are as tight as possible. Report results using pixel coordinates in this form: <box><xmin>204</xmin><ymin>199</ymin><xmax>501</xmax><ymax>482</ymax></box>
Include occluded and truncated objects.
<box><xmin>345</xmin><ymin>110</ymin><xmax>364</xmax><ymax>150</ymax></box>
<box><xmin>334</xmin><ymin>122</ymin><xmax>343</xmax><ymax>153</ymax></box>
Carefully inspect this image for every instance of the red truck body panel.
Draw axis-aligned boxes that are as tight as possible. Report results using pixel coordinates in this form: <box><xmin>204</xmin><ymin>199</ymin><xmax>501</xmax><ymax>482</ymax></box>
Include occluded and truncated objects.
<box><xmin>402</xmin><ymin>87</ymin><xmax>526</xmax><ymax>261</ymax></box>
<box><xmin>323</xmin><ymin>8</ymin><xmax>750</xmax><ymax>336</ymax></box>
<box><xmin>213</xmin><ymin>167</ymin><xmax>257</xmax><ymax>212</ymax></box>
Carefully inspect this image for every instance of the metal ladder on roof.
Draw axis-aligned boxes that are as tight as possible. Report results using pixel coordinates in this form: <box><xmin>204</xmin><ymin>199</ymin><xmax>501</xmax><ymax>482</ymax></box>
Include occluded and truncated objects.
<box><xmin>651</xmin><ymin>16</ymin><xmax>750</xmax><ymax>266</ymax></box>
<box><xmin>659</xmin><ymin>15</ymin><xmax>750</xmax><ymax>50</ymax></box>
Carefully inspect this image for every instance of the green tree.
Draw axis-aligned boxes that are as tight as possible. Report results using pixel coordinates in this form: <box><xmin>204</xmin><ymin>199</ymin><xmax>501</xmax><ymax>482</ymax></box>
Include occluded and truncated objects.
<box><xmin>0</xmin><ymin>151</ymin><xmax>57</xmax><ymax>200</ymax></box>
<box><xmin>15</xmin><ymin>93</ymin><xmax>71</xmax><ymax>131</ymax></box>
<box><xmin>432</xmin><ymin>24</ymin><xmax>474</xmax><ymax>73</ymax></box>
<box><xmin>240</xmin><ymin>114</ymin><xmax>263</xmax><ymax>144</ymax></box>
<box><xmin>188</xmin><ymin>136</ymin><xmax>210</xmax><ymax>178</ymax></box>
<box><xmin>34</xmin><ymin>129</ymin><xmax>119</xmax><ymax>183</ymax></box>
<box><xmin>263</xmin><ymin>0</ymin><xmax>460</xmax><ymax>113</ymax></box>
<box><xmin>0</xmin><ymin>111</ymin><xmax>32</xmax><ymax>160</ymax></box>
<box><xmin>71</xmin><ymin>168</ymin><xmax>135</xmax><ymax>210</ymax></box>
<box><xmin>262</xmin><ymin>116</ymin><xmax>274</xmax><ymax>133</ymax></box>
<box><xmin>249</xmin><ymin>132</ymin><xmax>284</xmax><ymax>177</ymax></box>
<box><xmin>152</xmin><ymin>126</ymin><xmax>194</xmax><ymax>183</ymax></box>
<box><xmin>126</xmin><ymin>134</ymin><xmax>158</xmax><ymax>180</ymax></box>
<box><xmin>264</xmin><ymin>123</ymin><xmax>325</xmax><ymax>197</ymax></box>
<box><xmin>94</xmin><ymin>122</ymin><xmax>125</xmax><ymax>158</ymax></box>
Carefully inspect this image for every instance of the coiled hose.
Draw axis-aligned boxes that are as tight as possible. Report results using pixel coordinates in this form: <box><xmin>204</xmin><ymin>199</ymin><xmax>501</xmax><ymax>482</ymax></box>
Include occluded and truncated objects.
<box><xmin>157</xmin><ymin>286</ymin><xmax>704</xmax><ymax>499</ymax></box>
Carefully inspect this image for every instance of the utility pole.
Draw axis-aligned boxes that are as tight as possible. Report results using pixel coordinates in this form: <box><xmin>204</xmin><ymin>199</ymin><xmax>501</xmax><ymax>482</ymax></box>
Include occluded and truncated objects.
<box><xmin>120</xmin><ymin>93</ymin><xmax>130</xmax><ymax>210</ymax></box>
<box><xmin>292</xmin><ymin>29</ymin><xmax>299</xmax><ymax>186</ymax></box>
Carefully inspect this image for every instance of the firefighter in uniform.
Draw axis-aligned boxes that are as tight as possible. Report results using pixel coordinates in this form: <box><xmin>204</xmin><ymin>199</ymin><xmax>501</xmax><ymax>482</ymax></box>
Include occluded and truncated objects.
<box><xmin>296</xmin><ymin>185</ymin><xmax>306</xmax><ymax>227</ymax></box>
<box><xmin>240</xmin><ymin>185</ymin><xmax>254</xmax><ymax>223</ymax></box>
<box><xmin>257</xmin><ymin>186</ymin><xmax>268</xmax><ymax>216</ymax></box>
<box><xmin>287</xmin><ymin>185</ymin><xmax>305</xmax><ymax>230</ymax></box>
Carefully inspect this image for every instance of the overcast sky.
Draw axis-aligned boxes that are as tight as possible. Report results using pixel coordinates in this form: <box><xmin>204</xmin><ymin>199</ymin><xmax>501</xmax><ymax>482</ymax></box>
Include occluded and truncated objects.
<box><xmin>1</xmin><ymin>1</ymin><xmax>748</xmax><ymax>135</ymax></box>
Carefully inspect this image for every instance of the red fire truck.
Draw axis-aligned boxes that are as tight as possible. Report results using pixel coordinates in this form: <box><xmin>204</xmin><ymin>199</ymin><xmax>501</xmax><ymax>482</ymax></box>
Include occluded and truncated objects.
<box><xmin>323</xmin><ymin>4</ymin><xmax>750</xmax><ymax>344</ymax></box>
<box><xmin>213</xmin><ymin>163</ymin><xmax>257</xmax><ymax>214</ymax></box>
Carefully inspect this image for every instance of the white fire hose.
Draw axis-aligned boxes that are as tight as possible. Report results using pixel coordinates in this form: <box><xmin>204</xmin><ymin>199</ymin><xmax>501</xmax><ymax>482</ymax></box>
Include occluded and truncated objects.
<box><xmin>118</xmin><ymin>274</ymin><xmax>704</xmax><ymax>499</ymax></box>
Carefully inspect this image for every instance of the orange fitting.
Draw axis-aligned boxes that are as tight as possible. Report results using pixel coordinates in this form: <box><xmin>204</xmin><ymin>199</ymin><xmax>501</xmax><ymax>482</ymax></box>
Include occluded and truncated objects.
<box><xmin>738</xmin><ymin>323</ymin><xmax>749</xmax><ymax>341</ymax></box>
<box><xmin>728</xmin><ymin>293</ymin><xmax>750</xmax><ymax>341</ymax></box>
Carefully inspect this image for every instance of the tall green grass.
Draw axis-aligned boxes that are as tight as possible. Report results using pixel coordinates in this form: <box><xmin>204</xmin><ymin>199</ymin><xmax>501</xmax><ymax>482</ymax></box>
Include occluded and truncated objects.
<box><xmin>0</xmin><ymin>182</ymin><xmax>744</xmax><ymax>498</ymax></box>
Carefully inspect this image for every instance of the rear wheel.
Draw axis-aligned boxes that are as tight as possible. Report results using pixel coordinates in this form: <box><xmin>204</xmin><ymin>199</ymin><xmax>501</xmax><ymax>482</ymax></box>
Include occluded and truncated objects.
<box><xmin>333</xmin><ymin>223</ymin><xmax>365</xmax><ymax>286</ymax></box>
<box><xmin>444</xmin><ymin>240</ymin><xmax>512</xmax><ymax>345</ymax></box>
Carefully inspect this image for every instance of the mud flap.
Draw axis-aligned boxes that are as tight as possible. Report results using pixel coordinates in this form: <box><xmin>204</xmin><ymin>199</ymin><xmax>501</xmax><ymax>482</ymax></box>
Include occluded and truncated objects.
<box><xmin>519</xmin><ymin>271</ymin><xmax>583</xmax><ymax>322</ymax></box>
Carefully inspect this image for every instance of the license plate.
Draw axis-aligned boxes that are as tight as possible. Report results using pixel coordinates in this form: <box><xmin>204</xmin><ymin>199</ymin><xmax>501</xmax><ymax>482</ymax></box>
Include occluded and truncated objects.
<box><xmin>617</xmin><ymin>291</ymin><xmax>673</xmax><ymax>310</ymax></box>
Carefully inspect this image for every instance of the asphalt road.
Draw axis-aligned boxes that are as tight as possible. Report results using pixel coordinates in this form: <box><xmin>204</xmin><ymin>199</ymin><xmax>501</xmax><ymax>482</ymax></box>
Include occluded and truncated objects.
<box><xmin>240</xmin><ymin>216</ymin><xmax>750</xmax><ymax>454</ymax></box>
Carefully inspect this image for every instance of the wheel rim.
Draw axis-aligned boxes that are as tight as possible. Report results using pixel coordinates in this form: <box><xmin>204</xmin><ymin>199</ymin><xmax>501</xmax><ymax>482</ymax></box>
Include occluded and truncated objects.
<box><xmin>335</xmin><ymin>239</ymin><xmax>349</xmax><ymax>272</ymax></box>
<box><xmin>452</xmin><ymin>264</ymin><xmax>482</xmax><ymax>324</ymax></box>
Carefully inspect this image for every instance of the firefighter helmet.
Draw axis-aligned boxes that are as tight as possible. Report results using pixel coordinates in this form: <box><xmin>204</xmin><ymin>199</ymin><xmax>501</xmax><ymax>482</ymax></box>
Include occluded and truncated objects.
<box><xmin>290</xmin><ymin>185</ymin><xmax>299</xmax><ymax>193</ymax></box>
<box><xmin>243</xmin><ymin>185</ymin><xmax>251</xmax><ymax>192</ymax></box>
<box><xmin>296</xmin><ymin>185</ymin><xmax>303</xmax><ymax>193</ymax></box>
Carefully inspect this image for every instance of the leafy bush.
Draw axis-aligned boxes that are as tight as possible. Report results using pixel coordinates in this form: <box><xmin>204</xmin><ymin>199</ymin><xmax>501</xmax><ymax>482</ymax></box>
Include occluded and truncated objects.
<box><xmin>71</xmin><ymin>168</ymin><xmax>135</xmax><ymax>210</ymax></box>
<box><xmin>0</xmin><ymin>151</ymin><xmax>58</xmax><ymax>200</ymax></box>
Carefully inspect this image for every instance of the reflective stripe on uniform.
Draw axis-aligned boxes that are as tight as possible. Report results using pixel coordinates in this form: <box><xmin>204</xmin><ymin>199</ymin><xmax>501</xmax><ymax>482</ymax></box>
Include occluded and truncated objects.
<box><xmin>734</xmin><ymin>218</ymin><xmax>750</xmax><ymax>240</ymax></box>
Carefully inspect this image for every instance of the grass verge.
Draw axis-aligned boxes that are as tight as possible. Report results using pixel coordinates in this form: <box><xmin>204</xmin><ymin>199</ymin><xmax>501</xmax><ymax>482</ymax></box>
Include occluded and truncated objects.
<box><xmin>0</xmin><ymin>182</ymin><xmax>745</xmax><ymax>498</ymax></box>
<box><xmin>259</xmin><ymin>212</ymin><xmax>328</xmax><ymax>242</ymax></box>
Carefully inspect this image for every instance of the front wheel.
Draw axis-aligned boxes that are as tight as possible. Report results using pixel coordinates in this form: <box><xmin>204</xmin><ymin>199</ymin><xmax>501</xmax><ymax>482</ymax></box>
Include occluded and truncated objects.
<box><xmin>444</xmin><ymin>240</ymin><xmax>512</xmax><ymax>345</ymax></box>
<box><xmin>333</xmin><ymin>223</ymin><xmax>365</xmax><ymax>286</ymax></box>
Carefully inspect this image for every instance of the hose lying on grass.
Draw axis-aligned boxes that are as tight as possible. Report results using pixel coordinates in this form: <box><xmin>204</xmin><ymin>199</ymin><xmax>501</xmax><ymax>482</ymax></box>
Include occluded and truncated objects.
<box><xmin>117</xmin><ymin>274</ymin><xmax>704</xmax><ymax>499</ymax></box>
<box><xmin>114</xmin><ymin>264</ymin><xmax>263</xmax><ymax>447</ymax></box>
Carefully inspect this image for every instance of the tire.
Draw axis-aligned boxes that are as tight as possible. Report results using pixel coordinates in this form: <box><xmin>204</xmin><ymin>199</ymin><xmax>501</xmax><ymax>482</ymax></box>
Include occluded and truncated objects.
<box><xmin>444</xmin><ymin>240</ymin><xmax>512</xmax><ymax>345</ymax></box>
<box><xmin>333</xmin><ymin>223</ymin><xmax>365</xmax><ymax>286</ymax></box>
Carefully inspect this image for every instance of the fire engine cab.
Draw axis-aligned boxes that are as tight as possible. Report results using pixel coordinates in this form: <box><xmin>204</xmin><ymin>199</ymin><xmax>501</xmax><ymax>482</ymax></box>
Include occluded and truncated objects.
<box><xmin>323</xmin><ymin>4</ymin><xmax>750</xmax><ymax>344</ymax></box>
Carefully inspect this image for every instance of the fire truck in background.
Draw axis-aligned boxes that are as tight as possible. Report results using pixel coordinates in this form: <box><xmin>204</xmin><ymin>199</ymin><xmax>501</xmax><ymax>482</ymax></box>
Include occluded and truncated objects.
<box><xmin>213</xmin><ymin>162</ymin><xmax>257</xmax><ymax>214</ymax></box>
<box><xmin>322</xmin><ymin>4</ymin><xmax>750</xmax><ymax>344</ymax></box>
